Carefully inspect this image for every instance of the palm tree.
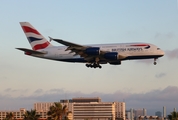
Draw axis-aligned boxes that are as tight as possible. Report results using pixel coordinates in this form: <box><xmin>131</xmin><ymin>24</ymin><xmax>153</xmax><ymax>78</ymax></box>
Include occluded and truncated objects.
<box><xmin>171</xmin><ymin>111</ymin><xmax>178</xmax><ymax>120</ymax></box>
<box><xmin>168</xmin><ymin>115</ymin><xmax>172</xmax><ymax>120</ymax></box>
<box><xmin>23</xmin><ymin>109</ymin><xmax>40</xmax><ymax>120</ymax></box>
<box><xmin>168</xmin><ymin>111</ymin><xmax>178</xmax><ymax>120</ymax></box>
<box><xmin>47</xmin><ymin>102</ymin><xmax>68</xmax><ymax>120</ymax></box>
<box><xmin>4</xmin><ymin>112</ymin><xmax>15</xmax><ymax>120</ymax></box>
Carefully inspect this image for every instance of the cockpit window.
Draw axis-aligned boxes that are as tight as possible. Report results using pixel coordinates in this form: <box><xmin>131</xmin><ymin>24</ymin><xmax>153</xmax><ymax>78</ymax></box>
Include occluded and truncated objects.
<box><xmin>157</xmin><ymin>48</ymin><xmax>160</xmax><ymax>50</ymax></box>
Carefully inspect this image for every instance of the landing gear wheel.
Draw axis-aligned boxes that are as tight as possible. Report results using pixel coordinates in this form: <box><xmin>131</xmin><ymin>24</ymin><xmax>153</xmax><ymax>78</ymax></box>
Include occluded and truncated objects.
<box><xmin>85</xmin><ymin>63</ymin><xmax>102</xmax><ymax>69</ymax></box>
<box><xmin>86</xmin><ymin>64</ymin><xmax>89</xmax><ymax>67</ymax></box>
<box><xmin>93</xmin><ymin>63</ymin><xmax>97</xmax><ymax>69</ymax></box>
<box><xmin>153</xmin><ymin>58</ymin><xmax>157</xmax><ymax>65</ymax></box>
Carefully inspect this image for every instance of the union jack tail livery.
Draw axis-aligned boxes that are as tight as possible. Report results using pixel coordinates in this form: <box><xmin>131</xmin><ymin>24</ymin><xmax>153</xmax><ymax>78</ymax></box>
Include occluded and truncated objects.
<box><xmin>20</xmin><ymin>22</ymin><xmax>53</xmax><ymax>50</ymax></box>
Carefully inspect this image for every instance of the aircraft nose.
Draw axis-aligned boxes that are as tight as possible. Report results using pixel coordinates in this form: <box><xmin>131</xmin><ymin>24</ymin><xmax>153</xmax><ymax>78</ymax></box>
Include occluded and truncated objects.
<box><xmin>161</xmin><ymin>50</ymin><xmax>165</xmax><ymax>56</ymax></box>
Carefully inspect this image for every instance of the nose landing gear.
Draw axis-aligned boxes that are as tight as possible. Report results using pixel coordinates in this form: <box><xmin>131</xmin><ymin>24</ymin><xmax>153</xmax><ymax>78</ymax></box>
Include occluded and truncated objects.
<box><xmin>154</xmin><ymin>58</ymin><xmax>157</xmax><ymax>65</ymax></box>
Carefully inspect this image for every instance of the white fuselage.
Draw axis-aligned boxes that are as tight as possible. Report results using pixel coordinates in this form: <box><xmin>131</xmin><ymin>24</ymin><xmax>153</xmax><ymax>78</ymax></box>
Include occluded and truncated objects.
<box><xmin>31</xmin><ymin>42</ymin><xmax>164</xmax><ymax>64</ymax></box>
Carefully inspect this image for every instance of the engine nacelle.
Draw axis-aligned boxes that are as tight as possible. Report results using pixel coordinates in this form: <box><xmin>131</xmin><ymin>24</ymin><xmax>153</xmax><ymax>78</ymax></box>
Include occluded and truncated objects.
<box><xmin>104</xmin><ymin>52</ymin><xmax>119</xmax><ymax>60</ymax></box>
<box><xmin>109</xmin><ymin>61</ymin><xmax>121</xmax><ymax>65</ymax></box>
<box><xmin>85</xmin><ymin>47</ymin><xmax>100</xmax><ymax>55</ymax></box>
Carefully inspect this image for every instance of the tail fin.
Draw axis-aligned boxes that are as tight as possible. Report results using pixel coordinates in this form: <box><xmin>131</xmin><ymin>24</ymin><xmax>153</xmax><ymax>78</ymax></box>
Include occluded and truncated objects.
<box><xmin>20</xmin><ymin>22</ymin><xmax>53</xmax><ymax>50</ymax></box>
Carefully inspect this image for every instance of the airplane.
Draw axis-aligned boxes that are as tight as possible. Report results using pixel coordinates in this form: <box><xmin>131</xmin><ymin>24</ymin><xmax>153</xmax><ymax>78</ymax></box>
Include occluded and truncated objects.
<box><xmin>17</xmin><ymin>22</ymin><xmax>164</xmax><ymax>69</ymax></box>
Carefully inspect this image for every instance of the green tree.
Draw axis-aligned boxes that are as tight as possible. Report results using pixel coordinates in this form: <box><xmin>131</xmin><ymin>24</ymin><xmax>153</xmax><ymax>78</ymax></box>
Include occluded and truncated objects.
<box><xmin>23</xmin><ymin>109</ymin><xmax>40</xmax><ymax>120</ymax></box>
<box><xmin>168</xmin><ymin>115</ymin><xmax>172</xmax><ymax>120</ymax></box>
<box><xmin>4</xmin><ymin>112</ymin><xmax>15</xmax><ymax>120</ymax></box>
<box><xmin>168</xmin><ymin>111</ymin><xmax>178</xmax><ymax>120</ymax></box>
<box><xmin>171</xmin><ymin>111</ymin><xmax>178</xmax><ymax>120</ymax></box>
<box><xmin>47</xmin><ymin>102</ymin><xmax>68</xmax><ymax>120</ymax></box>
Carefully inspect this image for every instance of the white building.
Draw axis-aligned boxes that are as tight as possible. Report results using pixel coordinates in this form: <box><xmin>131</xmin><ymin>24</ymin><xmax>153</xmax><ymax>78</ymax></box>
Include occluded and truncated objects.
<box><xmin>130</xmin><ymin>108</ymin><xmax>134</xmax><ymax>120</ymax></box>
<box><xmin>143</xmin><ymin>108</ymin><xmax>147</xmax><ymax>116</ymax></box>
<box><xmin>73</xmin><ymin>102</ymin><xmax>115</xmax><ymax>120</ymax></box>
<box><xmin>0</xmin><ymin>108</ymin><xmax>26</xmax><ymax>120</ymax></box>
<box><xmin>134</xmin><ymin>109</ymin><xmax>146</xmax><ymax>117</ymax></box>
<box><xmin>34</xmin><ymin>102</ymin><xmax>54</xmax><ymax>112</ymax></box>
<box><xmin>115</xmin><ymin>102</ymin><xmax>125</xmax><ymax>120</ymax></box>
<box><xmin>126</xmin><ymin>111</ymin><xmax>131</xmax><ymax>120</ymax></box>
<box><xmin>163</xmin><ymin>106</ymin><xmax>166</xmax><ymax>118</ymax></box>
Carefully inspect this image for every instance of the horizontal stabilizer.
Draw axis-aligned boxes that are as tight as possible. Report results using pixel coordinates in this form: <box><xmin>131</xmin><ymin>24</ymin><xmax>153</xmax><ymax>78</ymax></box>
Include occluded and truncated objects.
<box><xmin>16</xmin><ymin>48</ymin><xmax>46</xmax><ymax>55</ymax></box>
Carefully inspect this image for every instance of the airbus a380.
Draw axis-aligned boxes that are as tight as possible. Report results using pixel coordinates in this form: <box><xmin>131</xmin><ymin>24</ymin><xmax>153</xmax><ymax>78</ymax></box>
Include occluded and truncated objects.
<box><xmin>17</xmin><ymin>22</ymin><xmax>164</xmax><ymax>69</ymax></box>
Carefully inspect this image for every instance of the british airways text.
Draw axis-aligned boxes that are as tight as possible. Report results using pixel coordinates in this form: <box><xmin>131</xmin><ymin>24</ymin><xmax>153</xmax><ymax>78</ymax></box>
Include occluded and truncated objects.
<box><xmin>112</xmin><ymin>48</ymin><xmax>143</xmax><ymax>52</ymax></box>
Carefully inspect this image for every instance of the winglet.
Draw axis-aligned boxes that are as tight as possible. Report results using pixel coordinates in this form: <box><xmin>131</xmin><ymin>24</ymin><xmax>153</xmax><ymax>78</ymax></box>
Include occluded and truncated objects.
<box><xmin>49</xmin><ymin>36</ymin><xmax>53</xmax><ymax>42</ymax></box>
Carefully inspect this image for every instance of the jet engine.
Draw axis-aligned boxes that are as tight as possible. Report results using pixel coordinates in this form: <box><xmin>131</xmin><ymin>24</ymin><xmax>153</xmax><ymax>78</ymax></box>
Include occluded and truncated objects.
<box><xmin>85</xmin><ymin>47</ymin><xmax>100</xmax><ymax>55</ymax></box>
<box><xmin>104</xmin><ymin>52</ymin><xmax>119</xmax><ymax>60</ymax></box>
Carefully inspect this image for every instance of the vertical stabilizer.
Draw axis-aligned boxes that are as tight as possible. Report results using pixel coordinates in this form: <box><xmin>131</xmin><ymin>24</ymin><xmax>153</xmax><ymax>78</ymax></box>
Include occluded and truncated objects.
<box><xmin>20</xmin><ymin>22</ymin><xmax>53</xmax><ymax>50</ymax></box>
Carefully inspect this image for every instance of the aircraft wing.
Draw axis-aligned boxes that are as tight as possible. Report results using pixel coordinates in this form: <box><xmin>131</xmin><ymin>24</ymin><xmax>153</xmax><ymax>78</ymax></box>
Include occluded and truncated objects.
<box><xmin>49</xmin><ymin>37</ymin><xmax>127</xmax><ymax>62</ymax></box>
<box><xmin>49</xmin><ymin>37</ymin><xmax>85</xmax><ymax>48</ymax></box>
<box><xmin>49</xmin><ymin>37</ymin><xmax>94</xmax><ymax>58</ymax></box>
<box><xmin>16</xmin><ymin>48</ymin><xmax>46</xmax><ymax>55</ymax></box>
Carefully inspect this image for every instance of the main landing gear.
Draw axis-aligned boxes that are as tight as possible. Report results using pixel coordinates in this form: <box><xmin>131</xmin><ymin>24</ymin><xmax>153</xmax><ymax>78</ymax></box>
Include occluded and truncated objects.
<box><xmin>86</xmin><ymin>57</ymin><xmax>102</xmax><ymax>69</ymax></box>
<box><xmin>154</xmin><ymin>58</ymin><xmax>157</xmax><ymax>65</ymax></box>
<box><xmin>86</xmin><ymin>63</ymin><xmax>102</xmax><ymax>69</ymax></box>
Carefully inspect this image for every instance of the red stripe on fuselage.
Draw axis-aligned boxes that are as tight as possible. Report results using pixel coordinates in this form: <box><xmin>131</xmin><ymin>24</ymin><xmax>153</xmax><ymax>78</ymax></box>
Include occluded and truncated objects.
<box><xmin>33</xmin><ymin>42</ymin><xmax>50</xmax><ymax>50</ymax></box>
<box><xmin>22</xmin><ymin>26</ymin><xmax>41</xmax><ymax>35</ymax></box>
<box><xmin>130</xmin><ymin>44</ymin><xmax>149</xmax><ymax>47</ymax></box>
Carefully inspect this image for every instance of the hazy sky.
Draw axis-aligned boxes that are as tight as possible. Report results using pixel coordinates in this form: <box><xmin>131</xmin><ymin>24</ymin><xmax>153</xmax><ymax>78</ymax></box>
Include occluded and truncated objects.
<box><xmin>0</xmin><ymin>0</ymin><xmax>178</xmax><ymax>115</ymax></box>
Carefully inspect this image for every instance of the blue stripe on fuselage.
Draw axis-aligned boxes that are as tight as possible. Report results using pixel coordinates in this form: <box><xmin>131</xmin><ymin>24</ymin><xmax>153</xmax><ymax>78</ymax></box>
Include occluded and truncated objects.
<box><xmin>56</xmin><ymin>55</ymin><xmax>164</xmax><ymax>63</ymax></box>
<box><xmin>124</xmin><ymin>55</ymin><xmax>163</xmax><ymax>60</ymax></box>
